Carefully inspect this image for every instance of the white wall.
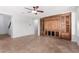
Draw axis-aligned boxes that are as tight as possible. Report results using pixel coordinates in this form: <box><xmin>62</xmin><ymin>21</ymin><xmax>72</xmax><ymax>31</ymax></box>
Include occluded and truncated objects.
<box><xmin>71</xmin><ymin>12</ymin><xmax>77</xmax><ymax>42</ymax></box>
<box><xmin>70</xmin><ymin>7</ymin><xmax>79</xmax><ymax>45</ymax></box>
<box><xmin>75</xmin><ymin>7</ymin><xmax>79</xmax><ymax>45</ymax></box>
<box><xmin>33</xmin><ymin>19</ymin><xmax>40</xmax><ymax>36</ymax></box>
<box><xmin>12</xmin><ymin>15</ymin><xmax>35</xmax><ymax>38</ymax></box>
<box><xmin>4</xmin><ymin>15</ymin><xmax>11</xmax><ymax>35</ymax></box>
<box><xmin>0</xmin><ymin>15</ymin><xmax>4</xmax><ymax>34</ymax></box>
<box><xmin>0</xmin><ymin>14</ymin><xmax>11</xmax><ymax>35</ymax></box>
<box><xmin>76</xmin><ymin>7</ymin><xmax>79</xmax><ymax>37</ymax></box>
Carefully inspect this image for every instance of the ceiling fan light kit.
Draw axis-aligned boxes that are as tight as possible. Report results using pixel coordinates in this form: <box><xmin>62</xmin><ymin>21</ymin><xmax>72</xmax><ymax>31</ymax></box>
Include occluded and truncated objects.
<box><xmin>32</xmin><ymin>10</ymin><xmax>37</xmax><ymax>13</ymax></box>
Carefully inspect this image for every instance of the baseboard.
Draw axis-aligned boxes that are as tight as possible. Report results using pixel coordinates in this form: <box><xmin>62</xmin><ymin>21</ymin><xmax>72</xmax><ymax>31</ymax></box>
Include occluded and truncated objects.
<box><xmin>77</xmin><ymin>36</ymin><xmax>79</xmax><ymax>46</ymax></box>
<box><xmin>71</xmin><ymin>35</ymin><xmax>77</xmax><ymax>42</ymax></box>
<box><xmin>12</xmin><ymin>34</ymin><xmax>35</xmax><ymax>39</ymax></box>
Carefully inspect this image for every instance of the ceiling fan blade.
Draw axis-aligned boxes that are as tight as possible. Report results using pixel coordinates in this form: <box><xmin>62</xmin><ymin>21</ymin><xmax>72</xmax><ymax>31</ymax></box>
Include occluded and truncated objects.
<box><xmin>33</xmin><ymin>6</ymin><xmax>36</xmax><ymax>10</ymax></box>
<box><xmin>25</xmin><ymin>7</ymin><xmax>32</xmax><ymax>10</ymax></box>
<box><xmin>37</xmin><ymin>10</ymin><xmax>44</xmax><ymax>13</ymax></box>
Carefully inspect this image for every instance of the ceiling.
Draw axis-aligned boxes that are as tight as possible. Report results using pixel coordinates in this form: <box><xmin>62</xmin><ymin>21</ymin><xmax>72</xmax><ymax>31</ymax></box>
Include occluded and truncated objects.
<box><xmin>0</xmin><ymin>6</ymin><xmax>76</xmax><ymax>18</ymax></box>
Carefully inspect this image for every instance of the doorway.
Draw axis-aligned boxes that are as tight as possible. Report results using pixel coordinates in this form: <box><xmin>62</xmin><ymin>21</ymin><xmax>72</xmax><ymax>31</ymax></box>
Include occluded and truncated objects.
<box><xmin>0</xmin><ymin>14</ymin><xmax>12</xmax><ymax>39</ymax></box>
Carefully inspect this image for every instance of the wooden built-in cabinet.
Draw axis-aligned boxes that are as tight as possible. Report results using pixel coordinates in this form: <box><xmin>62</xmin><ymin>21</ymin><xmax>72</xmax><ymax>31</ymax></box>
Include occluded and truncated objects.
<box><xmin>40</xmin><ymin>13</ymin><xmax>71</xmax><ymax>40</ymax></box>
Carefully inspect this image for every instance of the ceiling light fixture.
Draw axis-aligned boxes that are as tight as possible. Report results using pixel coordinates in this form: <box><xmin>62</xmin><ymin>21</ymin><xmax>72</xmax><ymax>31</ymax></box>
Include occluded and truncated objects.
<box><xmin>25</xmin><ymin>6</ymin><xmax>44</xmax><ymax>15</ymax></box>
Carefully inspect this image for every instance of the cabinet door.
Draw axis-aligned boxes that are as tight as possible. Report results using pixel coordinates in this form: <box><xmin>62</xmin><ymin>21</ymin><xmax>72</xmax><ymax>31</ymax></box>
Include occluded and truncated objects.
<box><xmin>60</xmin><ymin>16</ymin><xmax>66</xmax><ymax>32</ymax></box>
<box><xmin>66</xmin><ymin>15</ymin><xmax>71</xmax><ymax>33</ymax></box>
<box><xmin>60</xmin><ymin>13</ymin><xmax>71</xmax><ymax>40</ymax></box>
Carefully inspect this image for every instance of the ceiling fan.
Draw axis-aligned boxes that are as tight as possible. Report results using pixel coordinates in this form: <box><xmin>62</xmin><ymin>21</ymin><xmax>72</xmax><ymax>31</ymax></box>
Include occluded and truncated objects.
<box><xmin>24</xmin><ymin>6</ymin><xmax>44</xmax><ymax>15</ymax></box>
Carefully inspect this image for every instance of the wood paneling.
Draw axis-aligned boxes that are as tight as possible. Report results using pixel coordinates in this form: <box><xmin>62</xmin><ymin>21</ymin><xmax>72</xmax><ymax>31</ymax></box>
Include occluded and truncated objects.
<box><xmin>40</xmin><ymin>13</ymin><xmax>71</xmax><ymax>40</ymax></box>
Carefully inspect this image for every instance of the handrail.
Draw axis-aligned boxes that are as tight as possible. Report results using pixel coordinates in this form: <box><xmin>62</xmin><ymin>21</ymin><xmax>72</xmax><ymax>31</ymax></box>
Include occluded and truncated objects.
<box><xmin>8</xmin><ymin>22</ymin><xmax>11</xmax><ymax>29</ymax></box>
